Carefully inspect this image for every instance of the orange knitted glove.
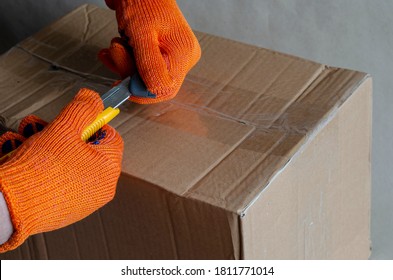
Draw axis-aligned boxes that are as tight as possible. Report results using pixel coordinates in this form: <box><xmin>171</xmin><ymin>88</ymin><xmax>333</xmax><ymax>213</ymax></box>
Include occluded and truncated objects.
<box><xmin>0</xmin><ymin>115</ymin><xmax>49</xmax><ymax>158</ymax></box>
<box><xmin>99</xmin><ymin>0</ymin><xmax>201</xmax><ymax>104</ymax></box>
<box><xmin>18</xmin><ymin>115</ymin><xmax>48</xmax><ymax>138</ymax></box>
<box><xmin>0</xmin><ymin>89</ymin><xmax>123</xmax><ymax>252</ymax></box>
<box><xmin>0</xmin><ymin>132</ymin><xmax>25</xmax><ymax>158</ymax></box>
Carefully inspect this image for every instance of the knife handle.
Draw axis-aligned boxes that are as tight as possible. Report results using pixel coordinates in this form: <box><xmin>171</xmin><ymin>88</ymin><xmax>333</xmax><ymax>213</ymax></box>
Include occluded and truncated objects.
<box><xmin>81</xmin><ymin>107</ymin><xmax>120</xmax><ymax>141</ymax></box>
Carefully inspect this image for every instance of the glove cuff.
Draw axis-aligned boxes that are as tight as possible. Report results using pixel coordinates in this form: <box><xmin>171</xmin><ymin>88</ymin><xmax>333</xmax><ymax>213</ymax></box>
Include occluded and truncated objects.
<box><xmin>0</xmin><ymin>168</ymin><xmax>43</xmax><ymax>252</ymax></box>
<box><xmin>0</xmin><ymin>148</ymin><xmax>119</xmax><ymax>253</ymax></box>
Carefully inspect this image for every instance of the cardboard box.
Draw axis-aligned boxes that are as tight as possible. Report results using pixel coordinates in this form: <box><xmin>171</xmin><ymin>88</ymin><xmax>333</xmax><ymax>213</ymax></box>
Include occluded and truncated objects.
<box><xmin>0</xmin><ymin>4</ymin><xmax>371</xmax><ymax>259</ymax></box>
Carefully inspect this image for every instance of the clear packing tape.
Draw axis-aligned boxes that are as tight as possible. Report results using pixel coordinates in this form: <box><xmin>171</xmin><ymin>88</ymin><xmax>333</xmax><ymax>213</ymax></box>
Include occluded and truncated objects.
<box><xmin>0</xmin><ymin>22</ymin><xmax>369</xmax><ymax>213</ymax></box>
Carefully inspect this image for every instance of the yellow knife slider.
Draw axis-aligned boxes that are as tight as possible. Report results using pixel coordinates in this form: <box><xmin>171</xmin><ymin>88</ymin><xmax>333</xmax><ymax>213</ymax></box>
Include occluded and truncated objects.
<box><xmin>80</xmin><ymin>107</ymin><xmax>120</xmax><ymax>141</ymax></box>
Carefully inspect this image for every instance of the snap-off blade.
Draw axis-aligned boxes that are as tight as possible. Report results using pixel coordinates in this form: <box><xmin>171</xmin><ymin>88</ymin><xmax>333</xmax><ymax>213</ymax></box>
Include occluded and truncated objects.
<box><xmin>101</xmin><ymin>77</ymin><xmax>132</xmax><ymax>109</ymax></box>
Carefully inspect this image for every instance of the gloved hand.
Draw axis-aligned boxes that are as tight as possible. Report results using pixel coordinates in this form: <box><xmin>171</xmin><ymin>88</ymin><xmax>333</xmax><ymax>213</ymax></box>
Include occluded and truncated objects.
<box><xmin>0</xmin><ymin>88</ymin><xmax>123</xmax><ymax>252</ymax></box>
<box><xmin>0</xmin><ymin>132</ymin><xmax>25</xmax><ymax>159</ymax></box>
<box><xmin>0</xmin><ymin>115</ymin><xmax>48</xmax><ymax>159</ymax></box>
<box><xmin>99</xmin><ymin>0</ymin><xmax>201</xmax><ymax>104</ymax></box>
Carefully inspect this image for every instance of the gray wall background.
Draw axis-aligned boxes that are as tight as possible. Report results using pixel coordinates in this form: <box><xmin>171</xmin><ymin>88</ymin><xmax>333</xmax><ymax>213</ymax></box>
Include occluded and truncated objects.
<box><xmin>0</xmin><ymin>0</ymin><xmax>391</xmax><ymax>259</ymax></box>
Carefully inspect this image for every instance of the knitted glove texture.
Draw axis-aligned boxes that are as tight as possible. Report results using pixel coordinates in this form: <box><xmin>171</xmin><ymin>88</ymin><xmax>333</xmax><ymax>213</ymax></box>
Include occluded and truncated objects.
<box><xmin>0</xmin><ymin>88</ymin><xmax>123</xmax><ymax>252</ymax></box>
<box><xmin>99</xmin><ymin>0</ymin><xmax>201</xmax><ymax>104</ymax></box>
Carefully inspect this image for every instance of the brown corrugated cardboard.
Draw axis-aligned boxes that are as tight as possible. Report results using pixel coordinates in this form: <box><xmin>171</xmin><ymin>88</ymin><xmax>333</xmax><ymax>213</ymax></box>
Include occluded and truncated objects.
<box><xmin>0</xmin><ymin>4</ymin><xmax>371</xmax><ymax>259</ymax></box>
